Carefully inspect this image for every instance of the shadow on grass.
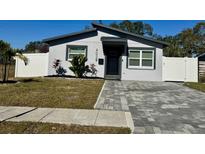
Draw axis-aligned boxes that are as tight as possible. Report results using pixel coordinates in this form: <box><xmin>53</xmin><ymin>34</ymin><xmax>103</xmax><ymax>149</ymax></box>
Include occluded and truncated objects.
<box><xmin>0</xmin><ymin>78</ymin><xmax>42</xmax><ymax>84</ymax></box>
<box><xmin>45</xmin><ymin>75</ymin><xmax>103</xmax><ymax>80</ymax></box>
<box><xmin>0</xmin><ymin>80</ymin><xmax>18</xmax><ymax>84</ymax></box>
<box><xmin>19</xmin><ymin>78</ymin><xmax>42</xmax><ymax>83</ymax></box>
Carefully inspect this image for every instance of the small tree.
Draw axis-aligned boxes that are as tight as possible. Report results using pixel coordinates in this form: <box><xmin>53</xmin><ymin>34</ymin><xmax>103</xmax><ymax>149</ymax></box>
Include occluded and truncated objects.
<box><xmin>69</xmin><ymin>55</ymin><xmax>89</xmax><ymax>78</ymax></box>
<box><xmin>0</xmin><ymin>40</ymin><xmax>28</xmax><ymax>83</ymax></box>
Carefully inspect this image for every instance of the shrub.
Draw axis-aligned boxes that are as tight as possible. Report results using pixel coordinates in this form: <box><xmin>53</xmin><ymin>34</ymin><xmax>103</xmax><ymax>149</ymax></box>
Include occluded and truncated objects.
<box><xmin>90</xmin><ymin>64</ymin><xmax>97</xmax><ymax>76</ymax></box>
<box><xmin>52</xmin><ymin>59</ymin><xmax>67</xmax><ymax>76</ymax></box>
<box><xmin>69</xmin><ymin>55</ymin><xmax>89</xmax><ymax>78</ymax></box>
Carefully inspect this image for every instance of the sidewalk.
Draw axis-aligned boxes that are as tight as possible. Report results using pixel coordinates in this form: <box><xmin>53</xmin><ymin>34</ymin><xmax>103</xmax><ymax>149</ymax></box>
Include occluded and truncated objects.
<box><xmin>0</xmin><ymin>106</ymin><xmax>134</xmax><ymax>132</ymax></box>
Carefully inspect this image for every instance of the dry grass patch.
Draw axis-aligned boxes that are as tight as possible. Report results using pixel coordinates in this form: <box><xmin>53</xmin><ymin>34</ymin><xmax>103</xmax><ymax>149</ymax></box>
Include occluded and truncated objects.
<box><xmin>0</xmin><ymin>78</ymin><xmax>104</xmax><ymax>109</ymax></box>
<box><xmin>184</xmin><ymin>82</ymin><xmax>205</xmax><ymax>93</ymax></box>
<box><xmin>0</xmin><ymin>121</ymin><xmax>131</xmax><ymax>134</ymax></box>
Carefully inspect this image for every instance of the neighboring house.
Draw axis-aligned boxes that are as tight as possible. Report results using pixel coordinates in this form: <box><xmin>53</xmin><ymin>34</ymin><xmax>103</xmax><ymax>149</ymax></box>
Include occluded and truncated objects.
<box><xmin>41</xmin><ymin>22</ymin><xmax>168</xmax><ymax>81</ymax></box>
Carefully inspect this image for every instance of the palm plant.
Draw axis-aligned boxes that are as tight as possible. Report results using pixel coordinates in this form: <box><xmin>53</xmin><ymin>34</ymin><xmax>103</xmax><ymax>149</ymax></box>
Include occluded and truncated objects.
<box><xmin>0</xmin><ymin>40</ymin><xmax>28</xmax><ymax>83</ymax></box>
<box><xmin>69</xmin><ymin>55</ymin><xmax>89</xmax><ymax>78</ymax></box>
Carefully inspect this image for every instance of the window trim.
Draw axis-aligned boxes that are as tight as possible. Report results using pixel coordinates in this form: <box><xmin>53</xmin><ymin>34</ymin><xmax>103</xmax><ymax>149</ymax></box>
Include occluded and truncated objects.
<box><xmin>66</xmin><ymin>45</ymin><xmax>87</xmax><ymax>61</ymax></box>
<box><xmin>128</xmin><ymin>48</ymin><xmax>155</xmax><ymax>69</ymax></box>
<box><xmin>128</xmin><ymin>50</ymin><xmax>140</xmax><ymax>67</ymax></box>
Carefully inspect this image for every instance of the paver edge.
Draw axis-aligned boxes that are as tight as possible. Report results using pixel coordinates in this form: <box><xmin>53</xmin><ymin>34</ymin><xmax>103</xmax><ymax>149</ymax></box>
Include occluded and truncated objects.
<box><xmin>125</xmin><ymin>112</ymin><xmax>135</xmax><ymax>133</ymax></box>
<box><xmin>94</xmin><ymin>80</ymin><xmax>106</xmax><ymax>109</ymax></box>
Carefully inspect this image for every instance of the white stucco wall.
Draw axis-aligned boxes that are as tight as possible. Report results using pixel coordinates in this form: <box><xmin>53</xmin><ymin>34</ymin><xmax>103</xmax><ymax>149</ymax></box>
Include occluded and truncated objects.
<box><xmin>15</xmin><ymin>53</ymin><xmax>49</xmax><ymax>77</ymax></box>
<box><xmin>48</xmin><ymin>30</ymin><xmax>163</xmax><ymax>81</ymax></box>
<box><xmin>121</xmin><ymin>41</ymin><xmax>163</xmax><ymax>81</ymax></box>
<box><xmin>48</xmin><ymin>31</ymin><xmax>117</xmax><ymax>78</ymax></box>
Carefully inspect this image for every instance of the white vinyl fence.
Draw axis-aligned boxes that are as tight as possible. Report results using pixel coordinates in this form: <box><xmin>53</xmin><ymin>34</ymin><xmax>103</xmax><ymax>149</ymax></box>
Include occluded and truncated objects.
<box><xmin>15</xmin><ymin>53</ymin><xmax>49</xmax><ymax>77</ymax></box>
<box><xmin>162</xmin><ymin>57</ymin><xmax>198</xmax><ymax>82</ymax></box>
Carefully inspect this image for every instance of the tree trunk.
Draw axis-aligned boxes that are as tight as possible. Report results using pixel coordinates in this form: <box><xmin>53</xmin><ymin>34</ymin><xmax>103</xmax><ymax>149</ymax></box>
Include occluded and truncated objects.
<box><xmin>7</xmin><ymin>62</ymin><xmax>10</xmax><ymax>81</ymax></box>
<box><xmin>75</xmin><ymin>73</ymin><xmax>79</xmax><ymax>78</ymax></box>
<box><xmin>1</xmin><ymin>64</ymin><xmax>3</xmax><ymax>81</ymax></box>
<box><xmin>2</xmin><ymin>59</ymin><xmax>8</xmax><ymax>83</ymax></box>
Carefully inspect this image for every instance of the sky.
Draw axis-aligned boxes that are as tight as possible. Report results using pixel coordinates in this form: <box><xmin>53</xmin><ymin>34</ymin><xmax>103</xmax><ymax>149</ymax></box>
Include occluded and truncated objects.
<box><xmin>0</xmin><ymin>20</ymin><xmax>204</xmax><ymax>49</ymax></box>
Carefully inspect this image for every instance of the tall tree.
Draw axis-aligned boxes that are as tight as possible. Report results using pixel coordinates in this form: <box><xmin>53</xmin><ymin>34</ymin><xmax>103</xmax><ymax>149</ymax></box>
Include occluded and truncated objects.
<box><xmin>109</xmin><ymin>22</ymin><xmax>120</xmax><ymax>29</ymax></box>
<box><xmin>0</xmin><ymin>40</ymin><xmax>28</xmax><ymax>82</ymax></box>
<box><xmin>156</xmin><ymin>22</ymin><xmax>205</xmax><ymax>57</ymax></box>
<box><xmin>178</xmin><ymin>28</ymin><xmax>198</xmax><ymax>57</ymax></box>
<box><xmin>162</xmin><ymin>36</ymin><xmax>184</xmax><ymax>57</ymax></box>
<box><xmin>193</xmin><ymin>22</ymin><xmax>205</xmax><ymax>54</ymax></box>
<box><xmin>176</xmin><ymin>22</ymin><xmax>205</xmax><ymax>56</ymax></box>
<box><xmin>119</xmin><ymin>20</ymin><xmax>135</xmax><ymax>33</ymax></box>
<box><xmin>0</xmin><ymin>41</ymin><xmax>10</xmax><ymax>82</ymax></box>
<box><xmin>193</xmin><ymin>22</ymin><xmax>205</xmax><ymax>35</ymax></box>
<box><xmin>25</xmin><ymin>41</ymin><xmax>49</xmax><ymax>53</ymax></box>
<box><xmin>109</xmin><ymin>20</ymin><xmax>153</xmax><ymax>36</ymax></box>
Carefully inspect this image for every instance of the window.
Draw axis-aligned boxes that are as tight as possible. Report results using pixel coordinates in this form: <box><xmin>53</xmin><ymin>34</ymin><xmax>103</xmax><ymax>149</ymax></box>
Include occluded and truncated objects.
<box><xmin>128</xmin><ymin>49</ymin><xmax>154</xmax><ymax>69</ymax></box>
<box><xmin>67</xmin><ymin>46</ymin><xmax>87</xmax><ymax>60</ymax></box>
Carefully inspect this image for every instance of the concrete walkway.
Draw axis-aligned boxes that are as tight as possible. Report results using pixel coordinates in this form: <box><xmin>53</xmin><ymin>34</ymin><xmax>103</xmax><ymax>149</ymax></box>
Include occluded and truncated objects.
<box><xmin>0</xmin><ymin>106</ymin><xmax>134</xmax><ymax>131</ymax></box>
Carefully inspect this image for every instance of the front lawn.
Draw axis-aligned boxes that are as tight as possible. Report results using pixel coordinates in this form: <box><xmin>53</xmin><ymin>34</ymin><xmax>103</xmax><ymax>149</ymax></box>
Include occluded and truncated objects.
<box><xmin>184</xmin><ymin>82</ymin><xmax>205</xmax><ymax>92</ymax></box>
<box><xmin>0</xmin><ymin>78</ymin><xmax>104</xmax><ymax>109</ymax></box>
<box><xmin>0</xmin><ymin>121</ymin><xmax>131</xmax><ymax>134</ymax></box>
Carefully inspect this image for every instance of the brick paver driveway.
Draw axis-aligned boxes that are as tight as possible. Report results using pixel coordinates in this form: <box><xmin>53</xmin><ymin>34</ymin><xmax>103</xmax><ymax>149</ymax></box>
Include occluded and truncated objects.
<box><xmin>95</xmin><ymin>80</ymin><xmax>205</xmax><ymax>134</ymax></box>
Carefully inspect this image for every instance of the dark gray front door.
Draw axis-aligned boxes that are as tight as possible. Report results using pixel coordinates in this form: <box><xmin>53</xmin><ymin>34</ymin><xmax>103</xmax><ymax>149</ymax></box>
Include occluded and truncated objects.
<box><xmin>106</xmin><ymin>54</ymin><xmax>119</xmax><ymax>75</ymax></box>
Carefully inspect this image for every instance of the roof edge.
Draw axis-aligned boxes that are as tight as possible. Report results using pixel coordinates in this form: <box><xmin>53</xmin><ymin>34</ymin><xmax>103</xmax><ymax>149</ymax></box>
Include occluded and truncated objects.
<box><xmin>197</xmin><ymin>52</ymin><xmax>205</xmax><ymax>58</ymax></box>
<box><xmin>92</xmin><ymin>22</ymin><xmax>169</xmax><ymax>46</ymax></box>
<box><xmin>42</xmin><ymin>28</ymin><xmax>97</xmax><ymax>43</ymax></box>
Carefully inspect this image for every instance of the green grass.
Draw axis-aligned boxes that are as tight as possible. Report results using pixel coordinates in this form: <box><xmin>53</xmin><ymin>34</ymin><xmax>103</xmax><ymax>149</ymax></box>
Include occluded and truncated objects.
<box><xmin>184</xmin><ymin>82</ymin><xmax>205</xmax><ymax>92</ymax></box>
<box><xmin>0</xmin><ymin>78</ymin><xmax>104</xmax><ymax>109</ymax></box>
<box><xmin>0</xmin><ymin>121</ymin><xmax>131</xmax><ymax>134</ymax></box>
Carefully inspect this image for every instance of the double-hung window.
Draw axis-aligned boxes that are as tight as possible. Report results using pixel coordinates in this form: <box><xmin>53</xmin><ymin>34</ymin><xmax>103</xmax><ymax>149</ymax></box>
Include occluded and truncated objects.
<box><xmin>67</xmin><ymin>46</ymin><xmax>87</xmax><ymax>60</ymax></box>
<box><xmin>128</xmin><ymin>48</ymin><xmax>154</xmax><ymax>69</ymax></box>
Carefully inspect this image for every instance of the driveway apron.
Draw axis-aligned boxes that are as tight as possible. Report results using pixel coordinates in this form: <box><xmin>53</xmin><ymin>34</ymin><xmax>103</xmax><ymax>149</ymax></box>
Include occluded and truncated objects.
<box><xmin>95</xmin><ymin>80</ymin><xmax>205</xmax><ymax>134</ymax></box>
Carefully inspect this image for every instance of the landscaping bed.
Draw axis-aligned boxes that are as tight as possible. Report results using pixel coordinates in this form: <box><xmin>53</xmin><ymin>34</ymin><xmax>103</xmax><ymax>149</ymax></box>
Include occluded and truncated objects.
<box><xmin>0</xmin><ymin>121</ymin><xmax>131</xmax><ymax>134</ymax></box>
<box><xmin>0</xmin><ymin>78</ymin><xmax>104</xmax><ymax>109</ymax></box>
<box><xmin>184</xmin><ymin>82</ymin><xmax>205</xmax><ymax>93</ymax></box>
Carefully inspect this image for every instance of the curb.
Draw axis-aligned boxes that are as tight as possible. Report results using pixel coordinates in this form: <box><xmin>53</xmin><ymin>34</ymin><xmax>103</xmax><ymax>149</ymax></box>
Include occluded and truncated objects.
<box><xmin>125</xmin><ymin>112</ymin><xmax>135</xmax><ymax>133</ymax></box>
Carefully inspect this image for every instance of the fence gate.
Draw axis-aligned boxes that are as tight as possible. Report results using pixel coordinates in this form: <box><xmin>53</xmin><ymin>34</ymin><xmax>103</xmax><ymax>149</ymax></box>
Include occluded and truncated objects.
<box><xmin>199</xmin><ymin>61</ymin><xmax>205</xmax><ymax>79</ymax></box>
<box><xmin>162</xmin><ymin>57</ymin><xmax>198</xmax><ymax>82</ymax></box>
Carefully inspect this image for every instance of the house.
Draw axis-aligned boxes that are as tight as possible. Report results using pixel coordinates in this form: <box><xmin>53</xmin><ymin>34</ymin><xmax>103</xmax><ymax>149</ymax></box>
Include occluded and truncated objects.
<box><xmin>41</xmin><ymin>22</ymin><xmax>168</xmax><ymax>81</ymax></box>
<box><xmin>15</xmin><ymin>22</ymin><xmax>169</xmax><ymax>81</ymax></box>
